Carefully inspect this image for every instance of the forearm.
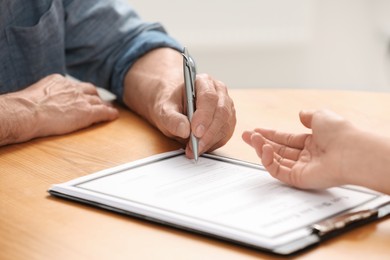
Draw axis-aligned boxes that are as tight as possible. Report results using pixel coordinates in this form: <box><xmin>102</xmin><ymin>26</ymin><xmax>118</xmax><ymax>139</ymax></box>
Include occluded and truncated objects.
<box><xmin>122</xmin><ymin>47</ymin><xmax>183</xmax><ymax>125</ymax></box>
<box><xmin>342</xmin><ymin>128</ymin><xmax>390</xmax><ymax>194</ymax></box>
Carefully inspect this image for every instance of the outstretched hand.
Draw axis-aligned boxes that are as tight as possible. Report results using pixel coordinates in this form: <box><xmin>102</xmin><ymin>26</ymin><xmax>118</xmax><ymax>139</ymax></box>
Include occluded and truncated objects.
<box><xmin>242</xmin><ymin>110</ymin><xmax>354</xmax><ymax>189</ymax></box>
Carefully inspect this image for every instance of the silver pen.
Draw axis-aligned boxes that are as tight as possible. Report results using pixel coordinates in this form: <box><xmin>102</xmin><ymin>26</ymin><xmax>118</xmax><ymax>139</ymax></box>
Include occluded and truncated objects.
<box><xmin>182</xmin><ymin>47</ymin><xmax>199</xmax><ymax>162</ymax></box>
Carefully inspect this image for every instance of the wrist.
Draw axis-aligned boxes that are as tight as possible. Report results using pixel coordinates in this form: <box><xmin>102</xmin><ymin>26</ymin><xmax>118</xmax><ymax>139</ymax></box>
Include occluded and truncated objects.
<box><xmin>349</xmin><ymin>129</ymin><xmax>390</xmax><ymax>193</ymax></box>
<box><xmin>0</xmin><ymin>93</ymin><xmax>38</xmax><ymax>146</ymax></box>
<box><xmin>0</xmin><ymin>96</ymin><xmax>14</xmax><ymax>146</ymax></box>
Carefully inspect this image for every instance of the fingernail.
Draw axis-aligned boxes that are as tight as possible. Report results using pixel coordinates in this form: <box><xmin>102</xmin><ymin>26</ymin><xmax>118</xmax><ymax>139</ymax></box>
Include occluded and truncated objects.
<box><xmin>195</xmin><ymin>124</ymin><xmax>205</xmax><ymax>138</ymax></box>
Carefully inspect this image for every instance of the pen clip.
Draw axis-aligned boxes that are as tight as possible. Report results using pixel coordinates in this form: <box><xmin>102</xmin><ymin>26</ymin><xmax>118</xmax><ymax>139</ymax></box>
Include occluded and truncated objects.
<box><xmin>182</xmin><ymin>47</ymin><xmax>197</xmax><ymax>98</ymax></box>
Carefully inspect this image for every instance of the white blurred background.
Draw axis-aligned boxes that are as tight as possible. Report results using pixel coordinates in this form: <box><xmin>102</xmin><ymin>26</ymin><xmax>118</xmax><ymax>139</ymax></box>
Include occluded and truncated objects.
<box><xmin>129</xmin><ymin>0</ymin><xmax>390</xmax><ymax>91</ymax></box>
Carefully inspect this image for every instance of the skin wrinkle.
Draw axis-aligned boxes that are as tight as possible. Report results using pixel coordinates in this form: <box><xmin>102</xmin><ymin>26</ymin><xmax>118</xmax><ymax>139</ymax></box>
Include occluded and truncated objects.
<box><xmin>273</xmin><ymin>158</ymin><xmax>283</xmax><ymax>180</ymax></box>
<box><xmin>208</xmin><ymin>124</ymin><xmax>229</xmax><ymax>151</ymax></box>
<box><xmin>285</xmin><ymin>133</ymin><xmax>294</xmax><ymax>147</ymax></box>
<box><xmin>278</xmin><ymin>145</ymin><xmax>287</xmax><ymax>158</ymax></box>
<box><xmin>1</xmin><ymin>2</ymin><xmax>237</xmax><ymax>154</ymax></box>
<box><xmin>0</xmin><ymin>95</ymin><xmax>31</xmax><ymax>145</ymax></box>
<box><xmin>0</xmin><ymin>98</ymin><xmax>13</xmax><ymax>144</ymax></box>
<box><xmin>1</xmin><ymin>74</ymin><xmax>119</xmax><ymax>145</ymax></box>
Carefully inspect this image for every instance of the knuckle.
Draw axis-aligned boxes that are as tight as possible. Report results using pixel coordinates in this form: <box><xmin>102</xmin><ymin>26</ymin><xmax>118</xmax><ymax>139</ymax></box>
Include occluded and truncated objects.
<box><xmin>286</xmin><ymin>133</ymin><xmax>294</xmax><ymax>146</ymax></box>
<box><xmin>158</xmin><ymin>102</ymin><xmax>170</xmax><ymax>120</ymax></box>
<box><xmin>215</xmin><ymin>80</ymin><xmax>228</xmax><ymax>92</ymax></box>
<box><xmin>216</xmin><ymin>104</ymin><xmax>230</xmax><ymax>119</ymax></box>
<box><xmin>278</xmin><ymin>145</ymin><xmax>287</xmax><ymax>157</ymax></box>
<box><xmin>196</xmin><ymin>73</ymin><xmax>211</xmax><ymax>81</ymax></box>
<box><xmin>200</xmin><ymin>88</ymin><xmax>218</xmax><ymax>103</ymax></box>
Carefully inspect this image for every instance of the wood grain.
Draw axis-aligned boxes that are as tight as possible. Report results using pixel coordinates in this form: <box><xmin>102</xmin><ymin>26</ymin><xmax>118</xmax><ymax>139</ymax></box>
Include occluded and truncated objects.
<box><xmin>1</xmin><ymin>89</ymin><xmax>390</xmax><ymax>260</ymax></box>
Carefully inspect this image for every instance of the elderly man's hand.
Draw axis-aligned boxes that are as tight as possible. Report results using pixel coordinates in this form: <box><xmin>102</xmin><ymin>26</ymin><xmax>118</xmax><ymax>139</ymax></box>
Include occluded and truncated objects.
<box><xmin>153</xmin><ymin>73</ymin><xmax>236</xmax><ymax>159</ymax></box>
<box><xmin>0</xmin><ymin>74</ymin><xmax>118</xmax><ymax>146</ymax></box>
<box><xmin>123</xmin><ymin>48</ymin><xmax>236</xmax><ymax>158</ymax></box>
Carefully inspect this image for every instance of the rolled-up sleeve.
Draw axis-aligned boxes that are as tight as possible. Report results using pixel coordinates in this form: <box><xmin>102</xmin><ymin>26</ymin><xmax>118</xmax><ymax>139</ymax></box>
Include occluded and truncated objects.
<box><xmin>63</xmin><ymin>0</ymin><xmax>182</xmax><ymax>98</ymax></box>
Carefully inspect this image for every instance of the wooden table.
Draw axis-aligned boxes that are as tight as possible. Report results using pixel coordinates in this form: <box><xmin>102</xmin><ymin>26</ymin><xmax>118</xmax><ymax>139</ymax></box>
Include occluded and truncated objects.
<box><xmin>1</xmin><ymin>89</ymin><xmax>390</xmax><ymax>260</ymax></box>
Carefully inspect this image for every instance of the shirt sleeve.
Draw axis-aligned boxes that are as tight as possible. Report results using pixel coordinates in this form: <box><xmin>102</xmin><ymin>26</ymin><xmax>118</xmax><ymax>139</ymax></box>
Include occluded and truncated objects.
<box><xmin>63</xmin><ymin>0</ymin><xmax>182</xmax><ymax>99</ymax></box>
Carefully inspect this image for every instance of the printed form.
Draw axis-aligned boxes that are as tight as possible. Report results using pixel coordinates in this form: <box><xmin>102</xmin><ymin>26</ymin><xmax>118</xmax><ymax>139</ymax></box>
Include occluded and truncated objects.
<box><xmin>76</xmin><ymin>154</ymin><xmax>376</xmax><ymax>239</ymax></box>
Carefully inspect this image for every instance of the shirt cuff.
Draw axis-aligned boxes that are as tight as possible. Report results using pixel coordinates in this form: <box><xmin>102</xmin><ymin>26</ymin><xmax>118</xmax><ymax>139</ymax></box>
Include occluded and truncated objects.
<box><xmin>111</xmin><ymin>30</ymin><xmax>182</xmax><ymax>101</ymax></box>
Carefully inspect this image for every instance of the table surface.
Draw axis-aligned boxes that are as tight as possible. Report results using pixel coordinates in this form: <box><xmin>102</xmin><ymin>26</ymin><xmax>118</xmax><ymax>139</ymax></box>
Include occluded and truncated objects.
<box><xmin>1</xmin><ymin>89</ymin><xmax>390</xmax><ymax>260</ymax></box>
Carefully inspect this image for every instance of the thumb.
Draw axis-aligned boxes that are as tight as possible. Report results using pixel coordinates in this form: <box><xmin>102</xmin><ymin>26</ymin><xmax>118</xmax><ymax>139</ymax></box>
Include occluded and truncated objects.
<box><xmin>299</xmin><ymin>109</ymin><xmax>315</xmax><ymax>129</ymax></box>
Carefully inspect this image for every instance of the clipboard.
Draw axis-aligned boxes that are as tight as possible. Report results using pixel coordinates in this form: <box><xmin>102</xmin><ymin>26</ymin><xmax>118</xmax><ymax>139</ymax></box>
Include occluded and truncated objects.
<box><xmin>48</xmin><ymin>150</ymin><xmax>390</xmax><ymax>255</ymax></box>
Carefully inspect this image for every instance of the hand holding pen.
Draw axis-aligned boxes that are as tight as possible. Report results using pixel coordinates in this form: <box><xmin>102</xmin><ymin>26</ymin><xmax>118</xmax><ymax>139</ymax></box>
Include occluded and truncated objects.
<box><xmin>127</xmin><ymin>48</ymin><xmax>235</xmax><ymax>160</ymax></box>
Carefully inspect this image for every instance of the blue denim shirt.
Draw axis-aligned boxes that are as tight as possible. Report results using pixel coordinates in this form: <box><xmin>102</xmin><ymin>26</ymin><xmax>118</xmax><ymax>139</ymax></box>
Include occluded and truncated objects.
<box><xmin>0</xmin><ymin>0</ymin><xmax>181</xmax><ymax>98</ymax></box>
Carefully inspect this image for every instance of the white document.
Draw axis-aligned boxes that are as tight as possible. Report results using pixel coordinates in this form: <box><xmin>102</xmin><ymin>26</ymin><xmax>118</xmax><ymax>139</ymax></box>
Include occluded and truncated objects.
<box><xmin>49</xmin><ymin>150</ymin><xmax>390</xmax><ymax>255</ymax></box>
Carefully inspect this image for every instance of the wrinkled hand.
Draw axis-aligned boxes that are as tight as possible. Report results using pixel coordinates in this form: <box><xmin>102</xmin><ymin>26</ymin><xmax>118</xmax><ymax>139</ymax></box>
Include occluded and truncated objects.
<box><xmin>123</xmin><ymin>48</ymin><xmax>236</xmax><ymax>159</ymax></box>
<box><xmin>242</xmin><ymin>109</ymin><xmax>353</xmax><ymax>189</ymax></box>
<box><xmin>0</xmin><ymin>74</ymin><xmax>118</xmax><ymax>145</ymax></box>
<box><xmin>152</xmin><ymin>74</ymin><xmax>236</xmax><ymax>158</ymax></box>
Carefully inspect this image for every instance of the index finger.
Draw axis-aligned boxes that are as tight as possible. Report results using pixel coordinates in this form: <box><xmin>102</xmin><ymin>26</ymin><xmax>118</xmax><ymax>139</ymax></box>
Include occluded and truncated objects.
<box><xmin>254</xmin><ymin>128</ymin><xmax>307</xmax><ymax>149</ymax></box>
